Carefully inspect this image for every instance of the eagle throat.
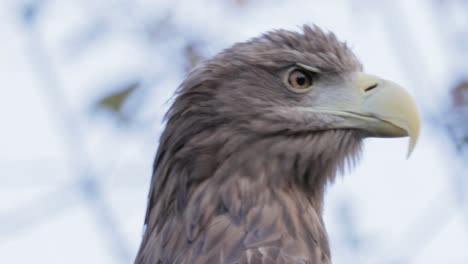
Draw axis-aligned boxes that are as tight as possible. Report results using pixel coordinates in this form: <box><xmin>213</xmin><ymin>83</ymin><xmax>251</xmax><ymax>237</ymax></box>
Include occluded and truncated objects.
<box><xmin>138</xmin><ymin>126</ymin><xmax>362</xmax><ymax>263</ymax></box>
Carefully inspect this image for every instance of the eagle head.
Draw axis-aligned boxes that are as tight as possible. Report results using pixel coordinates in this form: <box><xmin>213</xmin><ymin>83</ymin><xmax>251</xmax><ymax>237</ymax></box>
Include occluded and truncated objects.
<box><xmin>136</xmin><ymin>25</ymin><xmax>420</xmax><ymax>264</ymax></box>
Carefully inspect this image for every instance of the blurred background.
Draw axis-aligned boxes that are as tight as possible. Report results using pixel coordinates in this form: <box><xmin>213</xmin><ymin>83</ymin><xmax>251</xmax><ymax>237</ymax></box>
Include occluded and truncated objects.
<box><xmin>0</xmin><ymin>0</ymin><xmax>467</xmax><ymax>263</ymax></box>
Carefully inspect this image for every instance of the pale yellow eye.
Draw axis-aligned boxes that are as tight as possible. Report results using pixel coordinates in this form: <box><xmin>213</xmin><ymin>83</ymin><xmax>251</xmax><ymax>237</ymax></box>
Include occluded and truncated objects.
<box><xmin>288</xmin><ymin>69</ymin><xmax>313</xmax><ymax>90</ymax></box>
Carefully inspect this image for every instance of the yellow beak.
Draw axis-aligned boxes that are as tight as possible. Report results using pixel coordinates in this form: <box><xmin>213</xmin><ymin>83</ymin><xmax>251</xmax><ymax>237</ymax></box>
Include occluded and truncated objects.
<box><xmin>354</xmin><ymin>73</ymin><xmax>420</xmax><ymax>157</ymax></box>
<box><xmin>311</xmin><ymin>73</ymin><xmax>421</xmax><ymax>158</ymax></box>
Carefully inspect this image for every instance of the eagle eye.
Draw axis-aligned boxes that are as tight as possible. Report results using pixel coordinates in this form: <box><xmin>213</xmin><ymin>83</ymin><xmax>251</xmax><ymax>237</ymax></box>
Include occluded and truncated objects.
<box><xmin>286</xmin><ymin>68</ymin><xmax>315</xmax><ymax>92</ymax></box>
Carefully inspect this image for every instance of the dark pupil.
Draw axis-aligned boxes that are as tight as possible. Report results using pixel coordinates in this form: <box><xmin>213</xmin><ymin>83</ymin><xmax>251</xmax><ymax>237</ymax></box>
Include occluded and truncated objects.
<box><xmin>296</xmin><ymin>76</ymin><xmax>306</xmax><ymax>86</ymax></box>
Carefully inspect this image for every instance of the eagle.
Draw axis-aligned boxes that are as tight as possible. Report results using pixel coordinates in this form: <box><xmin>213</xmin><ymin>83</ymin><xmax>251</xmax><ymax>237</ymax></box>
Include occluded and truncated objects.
<box><xmin>135</xmin><ymin>25</ymin><xmax>420</xmax><ymax>263</ymax></box>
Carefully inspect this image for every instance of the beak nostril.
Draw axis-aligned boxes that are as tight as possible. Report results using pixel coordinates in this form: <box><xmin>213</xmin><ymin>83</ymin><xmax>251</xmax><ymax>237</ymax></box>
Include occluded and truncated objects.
<box><xmin>364</xmin><ymin>83</ymin><xmax>378</xmax><ymax>92</ymax></box>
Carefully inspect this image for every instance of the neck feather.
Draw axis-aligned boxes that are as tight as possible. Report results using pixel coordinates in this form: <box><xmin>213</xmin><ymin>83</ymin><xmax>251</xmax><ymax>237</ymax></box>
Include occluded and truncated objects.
<box><xmin>140</xmin><ymin>128</ymin><xmax>362</xmax><ymax>260</ymax></box>
<box><xmin>149</xmin><ymin>129</ymin><xmax>362</xmax><ymax>224</ymax></box>
<box><xmin>213</xmin><ymin>130</ymin><xmax>363</xmax><ymax>210</ymax></box>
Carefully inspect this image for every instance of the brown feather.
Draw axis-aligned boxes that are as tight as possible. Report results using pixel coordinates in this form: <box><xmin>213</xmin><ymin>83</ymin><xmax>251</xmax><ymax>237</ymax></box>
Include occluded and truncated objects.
<box><xmin>135</xmin><ymin>25</ymin><xmax>363</xmax><ymax>264</ymax></box>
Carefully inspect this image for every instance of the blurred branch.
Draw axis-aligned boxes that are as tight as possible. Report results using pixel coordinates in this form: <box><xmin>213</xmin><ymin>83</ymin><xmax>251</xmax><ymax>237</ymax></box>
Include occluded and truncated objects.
<box><xmin>94</xmin><ymin>81</ymin><xmax>141</xmax><ymax>122</ymax></box>
<box><xmin>184</xmin><ymin>42</ymin><xmax>205</xmax><ymax>72</ymax></box>
<box><xmin>20</xmin><ymin>3</ymin><xmax>132</xmax><ymax>262</ymax></box>
<box><xmin>447</xmin><ymin>80</ymin><xmax>468</xmax><ymax>152</ymax></box>
<box><xmin>0</xmin><ymin>185</ymin><xmax>81</xmax><ymax>241</ymax></box>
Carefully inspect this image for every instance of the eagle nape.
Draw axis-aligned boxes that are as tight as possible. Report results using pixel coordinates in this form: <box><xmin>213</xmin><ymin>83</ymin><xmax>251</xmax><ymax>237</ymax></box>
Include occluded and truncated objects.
<box><xmin>135</xmin><ymin>25</ymin><xmax>420</xmax><ymax>264</ymax></box>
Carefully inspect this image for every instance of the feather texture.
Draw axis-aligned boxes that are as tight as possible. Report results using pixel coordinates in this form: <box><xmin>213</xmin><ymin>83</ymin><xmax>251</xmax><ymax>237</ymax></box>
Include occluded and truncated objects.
<box><xmin>135</xmin><ymin>25</ymin><xmax>363</xmax><ymax>263</ymax></box>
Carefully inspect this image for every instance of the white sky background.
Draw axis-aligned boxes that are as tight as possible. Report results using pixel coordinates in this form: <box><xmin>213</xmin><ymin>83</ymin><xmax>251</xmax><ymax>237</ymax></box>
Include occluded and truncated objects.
<box><xmin>0</xmin><ymin>0</ymin><xmax>467</xmax><ymax>263</ymax></box>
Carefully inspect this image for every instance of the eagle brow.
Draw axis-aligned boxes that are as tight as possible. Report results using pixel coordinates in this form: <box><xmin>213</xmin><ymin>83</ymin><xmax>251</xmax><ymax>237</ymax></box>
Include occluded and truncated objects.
<box><xmin>295</xmin><ymin>63</ymin><xmax>322</xmax><ymax>73</ymax></box>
